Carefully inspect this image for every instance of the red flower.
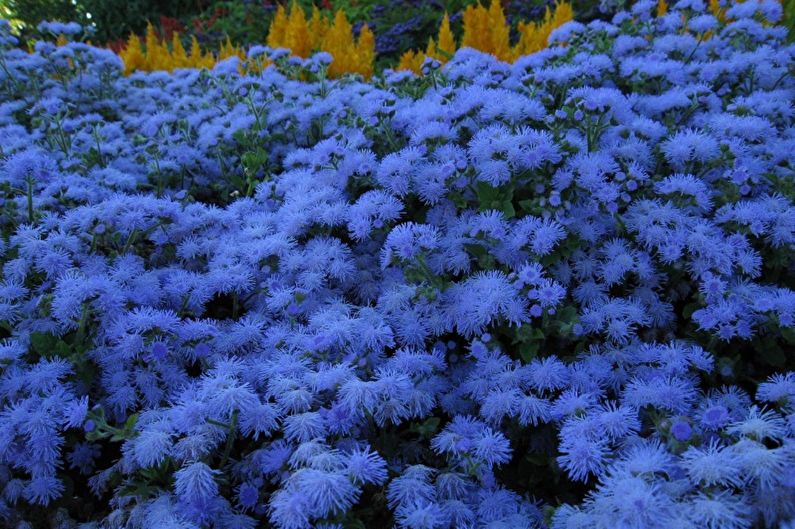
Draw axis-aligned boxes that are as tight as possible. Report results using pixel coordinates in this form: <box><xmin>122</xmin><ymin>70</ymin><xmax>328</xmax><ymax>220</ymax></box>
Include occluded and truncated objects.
<box><xmin>107</xmin><ymin>38</ymin><xmax>127</xmax><ymax>53</ymax></box>
<box><xmin>159</xmin><ymin>15</ymin><xmax>185</xmax><ymax>41</ymax></box>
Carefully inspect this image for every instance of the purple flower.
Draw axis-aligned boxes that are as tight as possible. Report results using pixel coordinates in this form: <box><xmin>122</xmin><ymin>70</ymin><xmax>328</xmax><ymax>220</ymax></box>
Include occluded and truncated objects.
<box><xmin>671</xmin><ymin>420</ymin><xmax>693</xmax><ymax>441</ymax></box>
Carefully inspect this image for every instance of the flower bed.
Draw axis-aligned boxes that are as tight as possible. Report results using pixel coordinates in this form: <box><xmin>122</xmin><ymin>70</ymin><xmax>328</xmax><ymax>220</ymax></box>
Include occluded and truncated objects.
<box><xmin>0</xmin><ymin>1</ymin><xmax>794</xmax><ymax>528</ymax></box>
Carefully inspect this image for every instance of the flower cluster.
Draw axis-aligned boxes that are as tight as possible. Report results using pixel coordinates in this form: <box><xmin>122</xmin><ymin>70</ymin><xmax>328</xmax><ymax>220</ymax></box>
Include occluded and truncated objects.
<box><xmin>118</xmin><ymin>23</ymin><xmax>228</xmax><ymax>74</ymax></box>
<box><xmin>396</xmin><ymin>1</ymin><xmax>574</xmax><ymax>73</ymax></box>
<box><xmin>116</xmin><ymin>1</ymin><xmax>571</xmax><ymax>78</ymax></box>
<box><xmin>115</xmin><ymin>3</ymin><xmax>373</xmax><ymax>78</ymax></box>
<box><xmin>266</xmin><ymin>3</ymin><xmax>375</xmax><ymax>78</ymax></box>
<box><xmin>0</xmin><ymin>1</ymin><xmax>794</xmax><ymax>528</ymax></box>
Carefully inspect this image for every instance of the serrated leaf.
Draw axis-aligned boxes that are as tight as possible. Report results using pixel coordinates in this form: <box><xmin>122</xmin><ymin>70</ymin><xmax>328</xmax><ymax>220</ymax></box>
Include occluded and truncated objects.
<box><xmin>518</xmin><ymin>199</ymin><xmax>534</xmax><ymax>212</ymax></box>
<box><xmin>125</xmin><ymin>413</ymin><xmax>139</xmax><ymax>431</ymax></box>
<box><xmin>519</xmin><ymin>341</ymin><xmax>540</xmax><ymax>363</ymax></box>
<box><xmin>30</xmin><ymin>332</ymin><xmax>57</xmax><ymax>356</ymax></box>
<box><xmin>410</xmin><ymin>416</ymin><xmax>441</xmax><ymax>438</ymax></box>
<box><xmin>475</xmin><ymin>181</ymin><xmax>500</xmax><ymax>206</ymax></box>
<box><xmin>761</xmin><ymin>344</ymin><xmax>786</xmax><ymax>367</ymax></box>
<box><xmin>781</xmin><ymin>326</ymin><xmax>795</xmax><ymax>345</ymax></box>
<box><xmin>682</xmin><ymin>302</ymin><xmax>701</xmax><ymax>319</ymax></box>
<box><xmin>500</xmin><ymin>199</ymin><xmax>516</xmax><ymax>218</ymax></box>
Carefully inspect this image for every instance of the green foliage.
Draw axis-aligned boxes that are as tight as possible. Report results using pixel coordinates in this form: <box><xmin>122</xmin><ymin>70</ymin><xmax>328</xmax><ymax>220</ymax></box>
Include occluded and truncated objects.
<box><xmin>76</xmin><ymin>0</ymin><xmax>204</xmax><ymax>43</ymax></box>
<box><xmin>1</xmin><ymin>0</ymin><xmax>210</xmax><ymax>43</ymax></box>
<box><xmin>1</xmin><ymin>0</ymin><xmax>77</xmax><ymax>34</ymax></box>
<box><xmin>368</xmin><ymin>0</ymin><xmax>476</xmax><ymax>67</ymax></box>
<box><xmin>186</xmin><ymin>0</ymin><xmax>274</xmax><ymax>48</ymax></box>
<box><xmin>784</xmin><ymin>0</ymin><xmax>795</xmax><ymax>40</ymax></box>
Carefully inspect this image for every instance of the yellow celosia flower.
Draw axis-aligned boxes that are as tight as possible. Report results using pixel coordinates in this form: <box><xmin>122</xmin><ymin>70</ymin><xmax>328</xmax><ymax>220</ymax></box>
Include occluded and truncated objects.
<box><xmin>188</xmin><ymin>35</ymin><xmax>213</xmax><ymax>70</ymax></box>
<box><xmin>436</xmin><ymin>13</ymin><xmax>457</xmax><ymax>59</ymax></box>
<box><xmin>143</xmin><ymin>23</ymin><xmax>162</xmax><ymax>70</ymax></box>
<box><xmin>397</xmin><ymin>49</ymin><xmax>424</xmax><ymax>74</ymax></box>
<box><xmin>486</xmin><ymin>0</ymin><xmax>512</xmax><ymax>61</ymax></box>
<box><xmin>462</xmin><ymin>3</ymin><xmax>490</xmax><ymax>52</ymax></box>
<box><xmin>285</xmin><ymin>1</ymin><xmax>312</xmax><ymax>58</ymax></box>
<box><xmin>119</xmin><ymin>33</ymin><xmax>145</xmax><ymax>75</ymax></box>
<box><xmin>238</xmin><ymin>4</ymin><xmax>374</xmax><ymax>78</ymax></box>
<box><xmin>309</xmin><ymin>6</ymin><xmax>329</xmax><ymax>51</ymax></box>
<box><xmin>515</xmin><ymin>2</ymin><xmax>573</xmax><ymax>56</ymax></box>
<box><xmin>709</xmin><ymin>0</ymin><xmax>725</xmax><ymax>21</ymax></box>
<box><xmin>322</xmin><ymin>10</ymin><xmax>358</xmax><ymax>77</ymax></box>
<box><xmin>425</xmin><ymin>37</ymin><xmax>437</xmax><ymax>59</ymax></box>
<box><xmin>219</xmin><ymin>36</ymin><xmax>244</xmax><ymax>61</ymax></box>
<box><xmin>171</xmin><ymin>32</ymin><xmax>189</xmax><ymax>69</ymax></box>
<box><xmin>398</xmin><ymin>1</ymin><xmax>571</xmax><ymax>73</ymax></box>
<box><xmin>267</xmin><ymin>5</ymin><xmax>288</xmax><ymax>50</ymax></box>
<box><xmin>552</xmin><ymin>2</ymin><xmax>574</xmax><ymax>27</ymax></box>
<box><xmin>658</xmin><ymin>0</ymin><xmax>669</xmax><ymax>17</ymax></box>
<box><xmin>117</xmin><ymin>0</ymin><xmax>568</xmax><ymax>77</ymax></box>
<box><xmin>354</xmin><ymin>24</ymin><xmax>376</xmax><ymax>78</ymax></box>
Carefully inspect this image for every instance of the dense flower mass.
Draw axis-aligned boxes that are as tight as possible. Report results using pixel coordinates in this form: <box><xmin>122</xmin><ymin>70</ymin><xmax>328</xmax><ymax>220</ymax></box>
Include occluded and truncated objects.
<box><xmin>0</xmin><ymin>0</ymin><xmax>794</xmax><ymax>528</ymax></box>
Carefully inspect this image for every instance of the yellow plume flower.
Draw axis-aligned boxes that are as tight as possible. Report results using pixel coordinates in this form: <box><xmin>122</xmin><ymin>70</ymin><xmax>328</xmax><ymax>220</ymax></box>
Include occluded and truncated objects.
<box><xmin>436</xmin><ymin>13</ymin><xmax>457</xmax><ymax>60</ymax></box>
<box><xmin>267</xmin><ymin>5</ymin><xmax>288</xmax><ymax>49</ymax></box>
<box><xmin>459</xmin><ymin>1</ymin><xmax>515</xmax><ymax>60</ymax></box>
<box><xmin>462</xmin><ymin>4</ymin><xmax>489</xmax><ymax>52</ymax></box>
<box><xmin>398</xmin><ymin>0</ymin><xmax>572</xmax><ymax>72</ymax></box>
<box><xmin>425</xmin><ymin>37</ymin><xmax>437</xmax><ymax>59</ymax></box>
<box><xmin>354</xmin><ymin>24</ymin><xmax>376</xmax><ymax>78</ymax></box>
<box><xmin>657</xmin><ymin>0</ymin><xmax>669</xmax><ymax>16</ymax></box>
<box><xmin>397</xmin><ymin>49</ymin><xmax>424</xmax><ymax>74</ymax></box>
<box><xmin>189</xmin><ymin>35</ymin><xmax>215</xmax><ymax>69</ymax></box>
<box><xmin>219</xmin><ymin>35</ymin><xmax>244</xmax><ymax>61</ymax></box>
<box><xmin>285</xmin><ymin>2</ymin><xmax>312</xmax><ymax>58</ymax></box>
<box><xmin>117</xmin><ymin>0</ymin><xmax>571</xmax><ymax>76</ymax></box>
<box><xmin>322</xmin><ymin>10</ymin><xmax>356</xmax><ymax>77</ymax></box>
<box><xmin>514</xmin><ymin>2</ymin><xmax>573</xmax><ymax>56</ymax></box>
<box><xmin>119</xmin><ymin>33</ymin><xmax>145</xmax><ymax>75</ymax></box>
<box><xmin>552</xmin><ymin>1</ymin><xmax>573</xmax><ymax>26</ymax></box>
<box><xmin>171</xmin><ymin>32</ymin><xmax>188</xmax><ymax>69</ymax></box>
<box><xmin>487</xmin><ymin>0</ymin><xmax>512</xmax><ymax>61</ymax></box>
<box><xmin>143</xmin><ymin>23</ymin><xmax>175</xmax><ymax>71</ymax></box>
<box><xmin>309</xmin><ymin>6</ymin><xmax>330</xmax><ymax>50</ymax></box>
<box><xmin>709</xmin><ymin>0</ymin><xmax>725</xmax><ymax>21</ymax></box>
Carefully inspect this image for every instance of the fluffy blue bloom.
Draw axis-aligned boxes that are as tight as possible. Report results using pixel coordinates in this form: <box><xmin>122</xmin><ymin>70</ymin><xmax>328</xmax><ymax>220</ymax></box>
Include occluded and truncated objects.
<box><xmin>131</xmin><ymin>429</ymin><xmax>173</xmax><ymax>468</ymax></box>
<box><xmin>445</xmin><ymin>271</ymin><xmax>527</xmax><ymax>336</ymax></box>
<box><xmin>346</xmin><ymin>445</ymin><xmax>388</xmax><ymax>485</ymax></box>
<box><xmin>681</xmin><ymin>440</ymin><xmax>744</xmax><ymax>487</ymax></box>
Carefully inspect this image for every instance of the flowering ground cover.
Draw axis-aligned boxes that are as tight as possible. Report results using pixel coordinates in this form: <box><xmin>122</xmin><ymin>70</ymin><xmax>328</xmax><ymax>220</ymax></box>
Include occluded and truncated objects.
<box><xmin>1</xmin><ymin>0</ymin><xmax>795</xmax><ymax>528</ymax></box>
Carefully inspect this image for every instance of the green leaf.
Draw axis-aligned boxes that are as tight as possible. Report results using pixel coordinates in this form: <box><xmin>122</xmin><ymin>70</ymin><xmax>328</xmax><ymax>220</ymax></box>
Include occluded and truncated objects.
<box><xmin>518</xmin><ymin>199</ymin><xmax>535</xmax><ymax>213</ymax></box>
<box><xmin>30</xmin><ymin>332</ymin><xmax>57</xmax><ymax>356</ymax></box>
<box><xmin>556</xmin><ymin>305</ymin><xmax>578</xmax><ymax>324</ymax></box>
<box><xmin>475</xmin><ymin>181</ymin><xmax>500</xmax><ymax>206</ymax></box>
<box><xmin>410</xmin><ymin>416</ymin><xmax>441</xmax><ymax>439</ymax></box>
<box><xmin>124</xmin><ymin>413</ymin><xmax>140</xmax><ymax>432</ymax></box>
<box><xmin>519</xmin><ymin>341</ymin><xmax>540</xmax><ymax>363</ymax></box>
<box><xmin>682</xmin><ymin>302</ymin><xmax>701</xmax><ymax>319</ymax></box>
<box><xmin>500</xmin><ymin>199</ymin><xmax>516</xmax><ymax>219</ymax></box>
<box><xmin>781</xmin><ymin>326</ymin><xmax>795</xmax><ymax>345</ymax></box>
<box><xmin>464</xmin><ymin>243</ymin><xmax>488</xmax><ymax>259</ymax></box>
<box><xmin>53</xmin><ymin>340</ymin><xmax>71</xmax><ymax>358</ymax></box>
<box><xmin>342</xmin><ymin>517</ymin><xmax>367</xmax><ymax>529</ymax></box>
<box><xmin>85</xmin><ymin>430</ymin><xmax>105</xmax><ymax>442</ymax></box>
<box><xmin>760</xmin><ymin>343</ymin><xmax>786</xmax><ymax>367</ymax></box>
